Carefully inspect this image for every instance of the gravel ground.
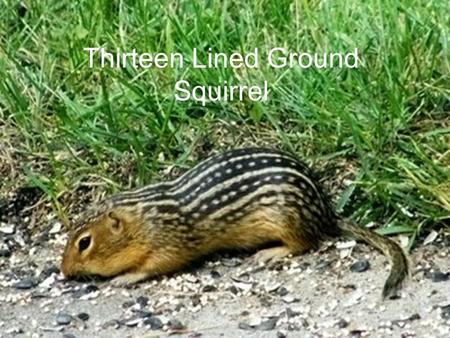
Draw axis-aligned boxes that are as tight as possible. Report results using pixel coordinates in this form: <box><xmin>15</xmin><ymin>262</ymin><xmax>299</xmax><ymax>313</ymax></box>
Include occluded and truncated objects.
<box><xmin>1</xmin><ymin>219</ymin><xmax>449</xmax><ymax>338</ymax></box>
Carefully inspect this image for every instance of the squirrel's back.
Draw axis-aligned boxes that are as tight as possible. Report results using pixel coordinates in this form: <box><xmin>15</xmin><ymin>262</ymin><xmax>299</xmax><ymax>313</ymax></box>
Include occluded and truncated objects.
<box><xmin>110</xmin><ymin>147</ymin><xmax>338</xmax><ymax>235</ymax></box>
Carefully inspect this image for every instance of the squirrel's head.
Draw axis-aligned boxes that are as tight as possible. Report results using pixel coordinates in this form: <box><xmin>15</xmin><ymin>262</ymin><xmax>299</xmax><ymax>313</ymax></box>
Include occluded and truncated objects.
<box><xmin>60</xmin><ymin>204</ymin><xmax>152</xmax><ymax>279</ymax></box>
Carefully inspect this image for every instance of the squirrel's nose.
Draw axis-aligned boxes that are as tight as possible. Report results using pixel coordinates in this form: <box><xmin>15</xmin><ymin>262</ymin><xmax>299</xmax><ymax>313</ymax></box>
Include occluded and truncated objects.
<box><xmin>60</xmin><ymin>257</ymin><xmax>72</xmax><ymax>278</ymax></box>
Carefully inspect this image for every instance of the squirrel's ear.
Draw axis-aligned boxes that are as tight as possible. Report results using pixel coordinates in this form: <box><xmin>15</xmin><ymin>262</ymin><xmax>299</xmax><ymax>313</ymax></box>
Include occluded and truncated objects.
<box><xmin>108</xmin><ymin>210</ymin><xmax>124</xmax><ymax>234</ymax></box>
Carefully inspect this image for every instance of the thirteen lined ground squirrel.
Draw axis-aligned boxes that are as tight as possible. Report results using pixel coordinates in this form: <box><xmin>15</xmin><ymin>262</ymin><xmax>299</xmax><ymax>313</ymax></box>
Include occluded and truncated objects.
<box><xmin>61</xmin><ymin>147</ymin><xmax>409</xmax><ymax>299</ymax></box>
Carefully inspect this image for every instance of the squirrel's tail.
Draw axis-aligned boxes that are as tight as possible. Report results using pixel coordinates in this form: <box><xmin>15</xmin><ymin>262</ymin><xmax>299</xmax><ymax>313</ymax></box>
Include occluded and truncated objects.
<box><xmin>337</xmin><ymin>219</ymin><xmax>410</xmax><ymax>299</ymax></box>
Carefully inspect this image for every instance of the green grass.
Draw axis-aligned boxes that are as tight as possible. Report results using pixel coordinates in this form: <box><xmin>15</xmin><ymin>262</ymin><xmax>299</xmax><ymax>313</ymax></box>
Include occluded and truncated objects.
<box><xmin>1</xmin><ymin>0</ymin><xmax>449</xmax><ymax>245</ymax></box>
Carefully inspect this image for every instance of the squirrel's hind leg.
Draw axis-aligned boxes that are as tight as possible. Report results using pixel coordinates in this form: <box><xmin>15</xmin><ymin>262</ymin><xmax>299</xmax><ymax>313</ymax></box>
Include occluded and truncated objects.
<box><xmin>253</xmin><ymin>246</ymin><xmax>292</xmax><ymax>263</ymax></box>
<box><xmin>252</xmin><ymin>217</ymin><xmax>319</xmax><ymax>264</ymax></box>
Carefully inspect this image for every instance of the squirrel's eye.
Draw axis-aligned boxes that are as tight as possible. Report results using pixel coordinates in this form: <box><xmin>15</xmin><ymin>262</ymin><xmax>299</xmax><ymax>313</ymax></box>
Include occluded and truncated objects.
<box><xmin>78</xmin><ymin>236</ymin><xmax>91</xmax><ymax>252</ymax></box>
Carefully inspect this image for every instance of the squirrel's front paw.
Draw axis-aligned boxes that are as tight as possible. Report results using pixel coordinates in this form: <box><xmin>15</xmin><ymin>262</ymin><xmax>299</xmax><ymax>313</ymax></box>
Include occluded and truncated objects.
<box><xmin>110</xmin><ymin>275</ymin><xmax>134</xmax><ymax>287</ymax></box>
<box><xmin>111</xmin><ymin>272</ymin><xmax>149</xmax><ymax>287</ymax></box>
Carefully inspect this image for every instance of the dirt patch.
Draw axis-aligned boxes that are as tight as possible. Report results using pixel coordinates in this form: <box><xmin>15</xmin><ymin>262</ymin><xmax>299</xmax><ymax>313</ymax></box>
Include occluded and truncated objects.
<box><xmin>0</xmin><ymin>186</ymin><xmax>43</xmax><ymax>221</ymax></box>
<box><xmin>1</xmin><ymin>226</ymin><xmax>449</xmax><ymax>337</ymax></box>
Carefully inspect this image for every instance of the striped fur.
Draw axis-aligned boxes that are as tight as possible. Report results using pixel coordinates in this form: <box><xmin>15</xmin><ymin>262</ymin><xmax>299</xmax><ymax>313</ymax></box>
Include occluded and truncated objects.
<box><xmin>78</xmin><ymin>147</ymin><xmax>336</xmax><ymax>234</ymax></box>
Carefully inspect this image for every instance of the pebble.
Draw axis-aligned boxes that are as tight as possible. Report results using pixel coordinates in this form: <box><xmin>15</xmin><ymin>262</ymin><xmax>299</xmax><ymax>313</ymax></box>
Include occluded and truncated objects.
<box><xmin>344</xmin><ymin>290</ymin><xmax>364</xmax><ymax>307</ymax></box>
<box><xmin>285</xmin><ymin>307</ymin><xmax>300</xmax><ymax>318</ymax></box>
<box><xmin>39</xmin><ymin>264</ymin><xmax>59</xmax><ymax>280</ymax></box>
<box><xmin>258</xmin><ymin>317</ymin><xmax>278</xmax><ymax>330</ymax></box>
<box><xmin>184</xmin><ymin>274</ymin><xmax>199</xmax><ymax>283</ymax></box>
<box><xmin>136</xmin><ymin>295</ymin><xmax>149</xmax><ymax>307</ymax></box>
<box><xmin>316</xmin><ymin>259</ymin><xmax>333</xmax><ymax>271</ymax></box>
<box><xmin>5</xmin><ymin>327</ymin><xmax>24</xmax><ymax>334</ymax></box>
<box><xmin>39</xmin><ymin>326</ymin><xmax>64</xmax><ymax>333</ymax></box>
<box><xmin>282</xmin><ymin>295</ymin><xmax>298</xmax><ymax>303</ymax></box>
<box><xmin>0</xmin><ymin>249</ymin><xmax>11</xmax><ymax>257</ymax></box>
<box><xmin>222</xmin><ymin>257</ymin><xmax>242</xmax><ymax>267</ymax></box>
<box><xmin>30</xmin><ymin>292</ymin><xmax>48</xmax><ymax>299</ymax></box>
<box><xmin>56</xmin><ymin>312</ymin><xmax>72</xmax><ymax>325</ymax></box>
<box><xmin>349</xmin><ymin>329</ymin><xmax>366</xmax><ymax>337</ymax></box>
<box><xmin>238</xmin><ymin>317</ymin><xmax>278</xmax><ymax>331</ymax></box>
<box><xmin>0</xmin><ymin>224</ymin><xmax>15</xmax><ymax>235</ymax></box>
<box><xmin>122</xmin><ymin>300</ymin><xmax>135</xmax><ymax>308</ymax></box>
<box><xmin>102</xmin><ymin>319</ymin><xmax>121</xmax><ymax>330</ymax></box>
<box><xmin>14</xmin><ymin>278</ymin><xmax>36</xmax><ymax>290</ymax></box>
<box><xmin>442</xmin><ymin>235</ymin><xmax>450</xmax><ymax>247</ymax></box>
<box><xmin>202</xmin><ymin>285</ymin><xmax>217</xmax><ymax>292</ymax></box>
<box><xmin>125</xmin><ymin>318</ymin><xmax>141</xmax><ymax>327</ymax></box>
<box><xmin>350</xmin><ymin>259</ymin><xmax>371</xmax><ymax>273</ymax></box>
<box><xmin>134</xmin><ymin>309</ymin><xmax>153</xmax><ymax>318</ymax></box>
<box><xmin>248</xmin><ymin>315</ymin><xmax>262</xmax><ymax>326</ymax></box>
<box><xmin>238</xmin><ymin>322</ymin><xmax>253</xmax><ymax>330</ymax></box>
<box><xmin>265</xmin><ymin>282</ymin><xmax>281</xmax><ymax>293</ymax></box>
<box><xmin>191</xmin><ymin>295</ymin><xmax>201</xmax><ymax>307</ymax></box>
<box><xmin>423</xmin><ymin>230</ymin><xmax>438</xmax><ymax>245</ymax></box>
<box><xmin>49</xmin><ymin>222</ymin><xmax>62</xmax><ymax>234</ymax></box>
<box><xmin>441</xmin><ymin>304</ymin><xmax>450</xmax><ymax>319</ymax></box>
<box><xmin>268</xmin><ymin>261</ymin><xmax>285</xmax><ymax>271</ymax></box>
<box><xmin>233</xmin><ymin>281</ymin><xmax>252</xmax><ymax>292</ymax></box>
<box><xmin>15</xmin><ymin>233</ymin><xmax>26</xmax><ymax>247</ymax></box>
<box><xmin>336</xmin><ymin>318</ymin><xmax>349</xmax><ymax>328</ymax></box>
<box><xmin>144</xmin><ymin>316</ymin><xmax>163</xmax><ymax>330</ymax></box>
<box><xmin>232</xmin><ymin>272</ymin><xmax>252</xmax><ymax>283</ymax></box>
<box><xmin>168</xmin><ymin>319</ymin><xmax>185</xmax><ymax>330</ymax></box>
<box><xmin>336</xmin><ymin>240</ymin><xmax>356</xmax><ymax>249</ymax></box>
<box><xmin>425</xmin><ymin>271</ymin><xmax>450</xmax><ymax>282</ymax></box>
<box><xmin>210</xmin><ymin>270</ymin><xmax>221</xmax><ymax>278</ymax></box>
<box><xmin>277</xmin><ymin>287</ymin><xmax>289</xmax><ymax>296</ymax></box>
<box><xmin>79</xmin><ymin>290</ymin><xmax>100</xmax><ymax>300</ymax></box>
<box><xmin>39</xmin><ymin>275</ymin><xmax>56</xmax><ymax>288</ymax></box>
<box><xmin>62</xmin><ymin>334</ymin><xmax>76</xmax><ymax>338</ymax></box>
<box><xmin>72</xmin><ymin>284</ymin><xmax>99</xmax><ymax>298</ymax></box>
<box><xmin>85</xmin><ymin>284</ymin><xmax>99</xmax><ymax>293</ymax></box>
<box><xmin>408</xmin><ymin>313</ymin><xmax>421</xmax><ymax>321</ymax></box>
<box><xmin>228</xmin><ymin>285</ymin><xmax>239</xmax><ymax>295</ymax></box>
<box><xmin>77</xmin><ymin>312</ymin><xmax>89</xmax><ymax>321</ymax></box>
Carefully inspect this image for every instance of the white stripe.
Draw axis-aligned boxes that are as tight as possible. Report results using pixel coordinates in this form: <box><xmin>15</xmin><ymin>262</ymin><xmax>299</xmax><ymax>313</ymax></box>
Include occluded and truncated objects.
<box><xmin>114</xmin><ymin>152</ymin><xmax>300</xmax><ymax>204</ymax></box>
<box><xmin>180</xmin><ymin>166</ymin><xmax>319</xmax><ymax>213</ymax></box>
